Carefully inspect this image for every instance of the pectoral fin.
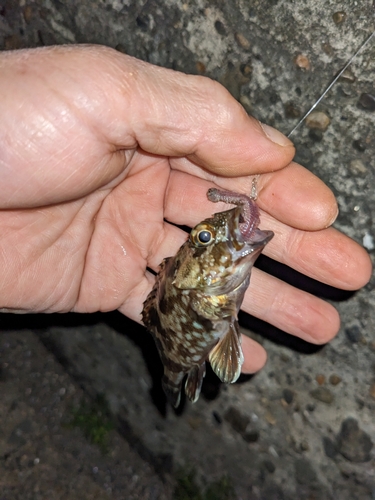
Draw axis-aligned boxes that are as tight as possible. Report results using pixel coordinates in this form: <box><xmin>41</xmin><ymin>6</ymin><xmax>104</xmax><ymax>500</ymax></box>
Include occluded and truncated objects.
<box><xmin>209</xmin><ymin>321</ymin><xmax>244</xmax><ymax>384</ymax></box>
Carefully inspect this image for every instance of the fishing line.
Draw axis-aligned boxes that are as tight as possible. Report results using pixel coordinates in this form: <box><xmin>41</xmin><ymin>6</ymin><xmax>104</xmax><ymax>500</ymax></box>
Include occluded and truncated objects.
<box><xmin>288</xmin><ymin>28</ymin><xmax>375</xmax><ymax>137</ymax></box>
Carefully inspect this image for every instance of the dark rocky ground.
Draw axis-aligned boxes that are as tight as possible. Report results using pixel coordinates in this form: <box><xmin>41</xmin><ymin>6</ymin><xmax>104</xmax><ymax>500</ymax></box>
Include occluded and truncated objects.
<box><xmin>1</xmin><ymin>1</ymin><xmax>375</xmax><ymax>499</ymax></box>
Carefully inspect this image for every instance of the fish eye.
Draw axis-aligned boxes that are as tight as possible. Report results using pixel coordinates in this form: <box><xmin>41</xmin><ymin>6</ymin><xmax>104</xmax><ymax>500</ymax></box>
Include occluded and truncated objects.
<box><xmin>191</xmin><ymin>225</ymin><xmax>216</xmax><ymax>246</ymax></box>
<box><xmin>198</xmin><ymin>230</ymin><xmax>212</xmax><ymax>244</ymax></box>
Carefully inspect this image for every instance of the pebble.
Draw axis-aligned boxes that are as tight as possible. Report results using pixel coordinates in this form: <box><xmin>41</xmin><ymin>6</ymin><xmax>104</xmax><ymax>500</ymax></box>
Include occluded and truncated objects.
<box><xmin>195</xmin><ymin>61</ymin><xmax>206</xmax><ymax>74</ymax></box>
<box><xmin>352</xmin><ymin>139</ymin><xmax>366</xmax><ymax>152</ymax></box>
<box><xmin>294</xmin><ymin>54</ymin><xmax>310</xmax><ymax>70</ymax></box>
<box><xmin>284</xmin><ymin>102</ymin><xmax>301</xmax><ymax>119</ymax></box>
<box><xmin>345</xmin><ymin>324</ymin><xmax>362</xmax><ymax>343</ymax></box>
<box><xmin>224</xmin><ymin>406</ymin><xmax>249</xmax><ymax>434</ymax></box>
<box><xmin>332</xmin><ymin>11</ymin><xmax>346</xmax><ymax>24</ymax></box>
<box><xmin>339</xmin><ymin>69</ymin><xmax>356</xmax><ymax>83</ymax></box>
<box><xmin>322</xmin><ymin>42</ymin><xmax>334</xmax><ymax>56</ymax></box>
<box><xmin>135</xmin><ymin>15</ymin><xmax>149</xmax><ymax>30</ymax></box>
<box><xmin>349</xmin><ymin>159</ymin><xmax>367</xmax><ymax>175</ymax></box>
<box><xmin>363</xmin><ymin>232</ymin><xmax>375</xmax><ymax>251</ymax></box>
<box><xmin>305</xmin><ymin>111</ymin><xmax>330</xmax><ymax>130</ymax></box>
<box><xmin>310</xmin><ymin>387</ymin><xmax>334</xmax><ymax>404</ymax></box>
<box><xmin>308</xmin><ymin>129</ymin><xmax>323</xmax><ymax>142</ymax></box>
<box><xmin>282</xmin><ymin>388</ymin><xmax>294</xmax><ymax>404</ymax></box>
<box><xmin>235</xmin><ymin>32</ymin><xmax>251</xmax><ymax>49</ymax></box>
<box><xmin>224</xmin><ymin>406</ymin><xmax>260</xmax><ymax>443</ymax></box>
<box><xmin>265</xmin><ymin>410</ymin><xmax>277</xmax><ymax>426</ymax></box>
<box><xmin>243</xmin><ymin>429</ymin><xmax>260</xmax><ymax>443</ymax></box>
<box><xmin>329</xmin><ymin>374</ymin><xmax>342</xmax><ymax>386</ymax></box>
<box><xmin>315</xmin><ymin>374</ymin><xmax>325</xmax><ymax>386</ymax></box>
<box><xmin>306</xmin><ymin>403</ymin><xmax>315</xmax><ymax>412</ymax></box>
<box><xmin>263</xmin><ymin>459</ymin><xmax>276</xmax><ymax>473</ymax></box>
<box><xmin>336</xmin><ymin>418</ymin><xmax>373</xmax><ymax>462</ymax></box>
<box><xmin>214</xmin><ymin>20</ymin><xmax>226</xmax><ymax>36</ymax></box>
<box><xmin>369</xmin><ymin>382</ymin><xmax>375</xmax><ymax>399</ymax></box>
<box><xmin>240</xmin><ymin>63</ymin><xmax>252</xmax><ymax>77</ymax></box>
<box><xmin>322</xmin><ymin>436</ymin><xmax>338</xmax><ymax>459</ymax></box>
<box><xmin>357</xmin><ymin>93</ymin><xmax>375</xmax><ymax>112</ymax></box>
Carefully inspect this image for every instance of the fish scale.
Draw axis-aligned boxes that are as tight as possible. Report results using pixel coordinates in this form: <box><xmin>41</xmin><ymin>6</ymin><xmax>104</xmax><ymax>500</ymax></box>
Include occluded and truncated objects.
<box><xmin>142</xmin><ymin>188</ymin><xmax>273</xmax><ymax>407</ymax></box>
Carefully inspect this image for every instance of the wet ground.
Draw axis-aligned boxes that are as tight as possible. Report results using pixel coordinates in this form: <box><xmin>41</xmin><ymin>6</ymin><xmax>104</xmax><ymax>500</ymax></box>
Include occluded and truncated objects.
<box><xmin>1</xmin><ymin>1</ymin><xmax>375</xmax><ymax>499</ymax></box>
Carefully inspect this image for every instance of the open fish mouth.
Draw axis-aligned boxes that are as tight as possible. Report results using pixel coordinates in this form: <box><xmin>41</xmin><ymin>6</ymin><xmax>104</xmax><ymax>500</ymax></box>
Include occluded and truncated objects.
<box><xmin>207</xmin><ymin>187</ymin><xmax>274</xmax><ymax>250</ymax></box>
<box><xmin>207</xmin><ymin>187</ymin><xmax>261</xmax><ymax>240</ymax></box>
<box><xmin>245</xmin><ymin>228</ymin><xmax>274</xmax><ymax>248</ymax></box>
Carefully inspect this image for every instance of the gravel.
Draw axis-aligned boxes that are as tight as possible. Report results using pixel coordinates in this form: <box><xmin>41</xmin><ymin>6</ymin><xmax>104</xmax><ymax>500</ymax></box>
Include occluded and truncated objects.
<box><xmin>1</xmin><ymin>1</ymin><xmax>375</xmax><ymax>499</ymax></box>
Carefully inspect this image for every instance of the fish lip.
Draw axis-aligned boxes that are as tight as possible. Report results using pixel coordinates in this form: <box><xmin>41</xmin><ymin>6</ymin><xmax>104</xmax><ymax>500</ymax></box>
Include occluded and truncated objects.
<box><xmin>247</xmin><ymin>229</ymin><xmax>274</xmax><ymax>248</ymax></box>
<box><xmin>232</xmin><ymin>229</ymin><xmax>274</xmax><ymax>260</ymax></box>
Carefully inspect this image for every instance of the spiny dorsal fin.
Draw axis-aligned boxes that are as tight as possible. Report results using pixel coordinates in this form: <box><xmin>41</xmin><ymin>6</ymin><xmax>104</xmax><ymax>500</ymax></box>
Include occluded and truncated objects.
<box><xmin>142</xmin><ymin>257</ymin><xmax>170</xmax><ymax>329</ymax></box>
<box><xmin>209</xmin><ymin>321</ymin><xmax>244</xmax><ymax>384</ymax></box>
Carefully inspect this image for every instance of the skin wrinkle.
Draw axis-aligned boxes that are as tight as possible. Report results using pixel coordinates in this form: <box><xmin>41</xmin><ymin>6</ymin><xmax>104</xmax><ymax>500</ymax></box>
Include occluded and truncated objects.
<box><xmin>75</xmin><ymin>184</ymin><xmax>152</xmax><ymax>311</ymax></box>
<box><xmin>0</xmin><ymin>50</ymin><xmax>132</xmax><ymax>208</ymax></box>
<box><xmin>244</xmin><ymin>268</ymin><xmax>339</xmax><ymax>343</ymax></box>
<box><xmin>133</xmin><ymin>81</ymin><xmax>200</xmax><ymax>155</ymax></box>
<box><xmin>1</xmin><ymin>197</ymin><xmax>96</xmax><ymax>311</ymax></box>
<box><xmin>258</xmin><ymin>162</ymin><xmax>338</xmax><ymax>229</ymax></box>
<box><xmin>0</xmin><ymin>45</ymin><xmax>371</xmax><ymax>374</ymax></box>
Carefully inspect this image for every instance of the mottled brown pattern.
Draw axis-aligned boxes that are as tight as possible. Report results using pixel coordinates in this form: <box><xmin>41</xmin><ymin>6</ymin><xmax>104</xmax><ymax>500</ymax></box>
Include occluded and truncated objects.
<box><xmin>142</xmin><ymin>189</ymin><xmax>273</xmax><ymax>407</ymax></box>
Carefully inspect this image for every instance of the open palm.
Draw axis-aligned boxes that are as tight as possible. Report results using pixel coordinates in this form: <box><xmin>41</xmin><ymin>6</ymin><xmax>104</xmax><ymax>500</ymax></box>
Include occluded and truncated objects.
<box><xmin>0</xmin><ymin>45</ymin><xmax>371</xmax><ymax>373</ymax></box>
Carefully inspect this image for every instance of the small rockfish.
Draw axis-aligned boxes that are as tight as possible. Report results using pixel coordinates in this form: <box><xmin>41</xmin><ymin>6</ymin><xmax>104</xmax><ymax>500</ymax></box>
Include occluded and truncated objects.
<box><xmin>142</xmin><ymin>188</ymin><xmax>273</xmax><ymax>407</ymax></box>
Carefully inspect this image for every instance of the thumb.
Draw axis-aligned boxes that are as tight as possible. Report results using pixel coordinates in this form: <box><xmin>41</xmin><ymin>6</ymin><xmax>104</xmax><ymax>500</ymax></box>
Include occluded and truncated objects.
<box><xmin>118</xmin><ymin>51</ymin><xmax>295</xmax><ymax>176</ymax></box>
<box><xmin>60</xmin><ymin>45</ymin><xmax>295</xmax><ymax>176</ymax></box>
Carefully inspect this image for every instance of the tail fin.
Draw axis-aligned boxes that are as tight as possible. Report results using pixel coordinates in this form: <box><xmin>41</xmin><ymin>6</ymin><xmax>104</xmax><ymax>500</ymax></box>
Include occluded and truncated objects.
<box><xmin>162</xmin><ymin>370</ymin><xmax>185</xmax><ymax>408</ymax></box>
<box><xmin>185</xmin><ymin>363</ymin><xmax>206</xmax><ymax>403</ymax></box>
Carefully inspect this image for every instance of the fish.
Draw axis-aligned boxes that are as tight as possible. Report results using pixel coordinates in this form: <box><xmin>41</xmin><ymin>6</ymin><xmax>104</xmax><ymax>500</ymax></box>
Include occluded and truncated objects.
<box><xmin>142</xmin><ymin>188</ymin><xmax>274</xmax><ymax>407</ymax></box>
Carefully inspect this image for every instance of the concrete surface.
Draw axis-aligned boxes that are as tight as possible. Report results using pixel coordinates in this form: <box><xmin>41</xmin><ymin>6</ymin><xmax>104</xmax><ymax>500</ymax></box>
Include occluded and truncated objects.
<box><xmin>1</xmin><ymin>1</ymin><xmax>375</xmax><ymax>499</ymax></box>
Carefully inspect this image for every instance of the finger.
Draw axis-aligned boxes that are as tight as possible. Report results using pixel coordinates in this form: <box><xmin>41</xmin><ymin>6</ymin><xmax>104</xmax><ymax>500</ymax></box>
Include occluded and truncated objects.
<box><xmin>241</xmin><ymin>335</ymin><xmax>268</xmax><ymax>374</ymax></box>
<box><xmin>165</xmin><ymin>164</ymin><xmax>337</xmax><ymax>231</ymax></box>
<box><xmin>164</xmin><ymin>169</ymin><xmax>372</xmax><ymax>290</ymax></box>
<box><xmin>157</xmin><ymin>198</ymin><xmax>370</xmax><ymax>293</ymax></box>
<box><xmin>72</xmin><ymin>46</ymin><xmax>295</xmax><ymax>175</ymax></box>
<box><xmin>260</xmin><ymin>213</ymin><xmax>372</xmax><ymax>290</ymax></box>
<box><xmin>117</xmin><ymin>53</ymin><xmax>295</xmax><ymax>174</ymax></box>
<box><xmin>143</xmin><ymin>220</ymin><xmax>341</xmax><ymax>344</ymax></box>
<box><xmin>121</xmin><ymin>272</ymin><xmax>268</xmax><ymax>375</ymax></box>
<box><xmin>8</xmin><ymin>46</ymin><xmax>294</xmax><ymax>176</ymax></box>
<box><xmin>256</xmin><ymin>162</ymin><xmax>339</xmax><ymax>229</ymax></box>
<box><xmin>244</xmin><ymin>268</ymin><xmax>341</xmax><ymax>344</ymax></box>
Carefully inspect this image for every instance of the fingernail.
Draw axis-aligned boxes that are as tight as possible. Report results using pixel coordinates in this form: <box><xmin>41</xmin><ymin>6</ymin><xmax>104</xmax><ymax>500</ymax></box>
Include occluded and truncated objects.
<box><xmin>326</xmin><ymin>206</ymin><xmax>339</xmax><ymax>228</ymax></box>
<box><xmin>260</xmin><ymin>122</ymin><xmax>294</xmax><ymax>147</ymax></box>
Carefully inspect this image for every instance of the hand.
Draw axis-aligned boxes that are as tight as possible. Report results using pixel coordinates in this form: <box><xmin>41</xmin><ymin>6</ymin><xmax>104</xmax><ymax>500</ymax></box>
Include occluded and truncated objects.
<box><xmin>0</xmin><ymin>45</ymin><xmax>371</xmax><ymax>373</ymax></box>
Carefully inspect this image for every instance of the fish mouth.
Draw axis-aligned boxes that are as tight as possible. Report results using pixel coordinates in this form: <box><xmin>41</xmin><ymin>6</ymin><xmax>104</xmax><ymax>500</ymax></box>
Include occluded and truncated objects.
<box><xmin>232</xmin><ymin>228</ymin><xmax>274</xmax><ymax>264</ymax></box>
<box><xmin>231</xmin><ymin>204</ymin><xmax>274</xmax><ymax>249</ymax></box>
<box><xmin>245</xmin><ymin>228</ymin><xmax>274</xmax><ymax>249</ymax></box>
<box><xmin>207</xmin><ymin>187</ymin><xmax>262</xmax><ymax>241</ymax></box>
